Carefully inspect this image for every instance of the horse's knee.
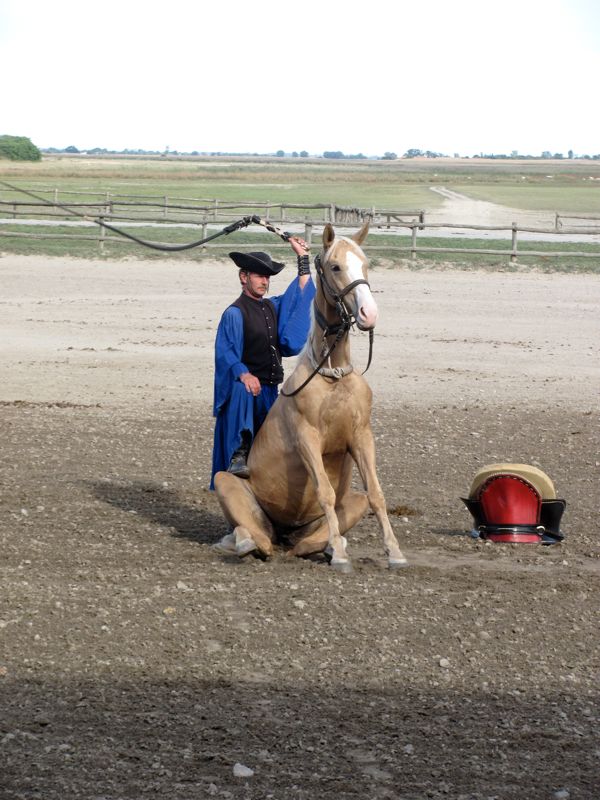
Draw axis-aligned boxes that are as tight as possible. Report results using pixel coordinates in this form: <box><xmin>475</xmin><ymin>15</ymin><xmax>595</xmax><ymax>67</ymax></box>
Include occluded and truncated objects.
<box><xmin>317</xmin><ymin>485</ymin><xmax>337</xmax><ymax>511</ymax></box>
<box><xmin>214</xmin><ymin>470</ymin><xmax>234</xmax><ymax>493</ymax></box>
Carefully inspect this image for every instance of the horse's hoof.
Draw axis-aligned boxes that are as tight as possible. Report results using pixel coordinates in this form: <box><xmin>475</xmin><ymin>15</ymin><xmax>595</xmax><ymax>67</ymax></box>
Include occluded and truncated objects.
<box><xmin>324</xmin><ymin>536</ymin><xmax>348</xmax><ymax>565</ymax></box>
<box><xmin>331</xmin><ymin>559</ymin><xmax>353</xmax><ymax>574</ymax></box>
<box><xmin>212</xmin><ymin>533</ymin><xmax>237</xmax><ymax>555</ymax></box>
<box><xmin>236</xmin><ymin>538</ymin><xmax>258</xmax><ymax>558</ymax></box>
<box><xmin>388</xmin><ymin>558</ymin><xmax>409</xmax><ymax>569</ymax></box>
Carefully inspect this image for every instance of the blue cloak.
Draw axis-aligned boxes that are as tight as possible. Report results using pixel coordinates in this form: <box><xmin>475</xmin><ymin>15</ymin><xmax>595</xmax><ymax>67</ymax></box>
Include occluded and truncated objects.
<box><xmin>210</xmin><ymin>276</ymin><xmax>315</xmax><ymax>487</ymax></box>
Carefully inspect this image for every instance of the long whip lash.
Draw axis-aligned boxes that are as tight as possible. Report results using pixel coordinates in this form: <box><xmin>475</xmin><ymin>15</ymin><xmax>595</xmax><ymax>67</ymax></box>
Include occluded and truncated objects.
<box><xmin>0</xmin><ymin>180</ymin><xmax>293</xmax><ymax>251</ymax></box>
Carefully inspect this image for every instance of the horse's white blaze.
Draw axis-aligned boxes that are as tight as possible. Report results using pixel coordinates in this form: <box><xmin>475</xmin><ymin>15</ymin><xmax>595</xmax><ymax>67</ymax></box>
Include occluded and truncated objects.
<box><xmin>343</xmin><ymin>249</ymin><xmax>378</xmax><ymax>328</ymax></box>
<box><xmin>344</xmin><ymin>249</ymin><xmax>364</xmax><ymax>281</ymax></box>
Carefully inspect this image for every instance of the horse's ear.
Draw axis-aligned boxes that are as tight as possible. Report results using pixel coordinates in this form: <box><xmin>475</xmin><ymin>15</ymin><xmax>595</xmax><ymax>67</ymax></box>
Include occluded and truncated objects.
<box><xmin>352</xmin><ymin>219</ymin><xmax>370</xmax><ymax>246</ymax></box>
<box><xmin>322</xmin><ymin>223</ymin><xmax>335</xmax><ymax>249</ymax></box>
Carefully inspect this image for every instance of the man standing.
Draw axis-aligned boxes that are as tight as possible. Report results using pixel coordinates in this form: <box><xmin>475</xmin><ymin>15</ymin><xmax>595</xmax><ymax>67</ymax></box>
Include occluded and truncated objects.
<box><xmin>210</xmin><ymin>237</ymin><xmax>315</xmax><ymax>488</ymax></box>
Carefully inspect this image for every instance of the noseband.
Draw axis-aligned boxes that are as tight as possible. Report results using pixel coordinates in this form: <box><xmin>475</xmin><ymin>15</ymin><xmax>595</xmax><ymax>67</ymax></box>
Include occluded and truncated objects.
<box><xmin>281</xmin><ymin>253</ymin><xmax>374</xmax><ymax>398</ymax></box>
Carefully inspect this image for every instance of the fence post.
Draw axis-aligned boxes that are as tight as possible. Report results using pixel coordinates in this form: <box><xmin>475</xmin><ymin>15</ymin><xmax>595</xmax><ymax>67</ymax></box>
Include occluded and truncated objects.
<box><xmin>201</xmin><ymin>222</ymin><xmax>207</xmax><ymax>245</ymax></box>
<box><xmin>555</xmin><ymin>212</ymin><xmax>560</xmax><ymax>231</ymax></box>
<box><xmin>304</xmin><ymin>222</ymin><xmax>312</xmax><ymax>248</ymax></box>
<box><xmin>213</xmin><ymin>199</ymin><xmax>219</xmax><ymax>222</ymax></box>
<box><xmin>411</xmin><ymin>223</ymin><xmax>417</xmax><ymax>262</ymax></box>
<box><xmin>511</xmin><ymin>222</ymin><xmax>518</xmax><ymax>263</ymax></box>
<box><xmin>99</xmin><ymin>215</ymin><xmax>105</xmax><ymax>254</ymax></box>
<box><xmin>330</xmin><ymin>203</ymin><xmax>336</xmax><ymax>223</ymax></box>
<box><xmin>163</xmin><ymin>196</ymin><xmax>168</xmax><ymax>219</ymax></box>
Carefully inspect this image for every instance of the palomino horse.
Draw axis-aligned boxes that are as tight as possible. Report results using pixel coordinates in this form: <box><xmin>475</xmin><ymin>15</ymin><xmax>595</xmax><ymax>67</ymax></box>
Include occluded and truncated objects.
<box><xmin>213</xmin><ymin>221</ymin><xmax>407</xmax><ymax>572</ymax></box>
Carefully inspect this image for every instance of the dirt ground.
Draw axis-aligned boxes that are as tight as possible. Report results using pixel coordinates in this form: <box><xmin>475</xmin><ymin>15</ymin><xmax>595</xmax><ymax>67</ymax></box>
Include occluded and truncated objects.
<box><xmin>1</xmin><ymin>254</ymin><xmax>599</xmax><ymax>800</ymax></box>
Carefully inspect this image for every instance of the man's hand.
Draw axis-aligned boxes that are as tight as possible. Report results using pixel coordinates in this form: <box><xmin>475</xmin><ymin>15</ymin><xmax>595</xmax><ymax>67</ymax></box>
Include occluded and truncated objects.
<box><xmin>289</xmin><ymin>236</ymin><xmax>309</xmax><ymax>256</ymax></box>
<box><xmin>240</xmin><ymin>372</ymin><xmax>261</xmax><ymax>396</ymax></box>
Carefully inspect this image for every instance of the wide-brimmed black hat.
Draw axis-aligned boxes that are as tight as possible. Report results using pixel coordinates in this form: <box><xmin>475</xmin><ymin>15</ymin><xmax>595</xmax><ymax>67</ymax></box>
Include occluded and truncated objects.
<box><xmin>228</xmin><ymin>251</ymin><xmax>285</xmax><ymax>277</ymax></box>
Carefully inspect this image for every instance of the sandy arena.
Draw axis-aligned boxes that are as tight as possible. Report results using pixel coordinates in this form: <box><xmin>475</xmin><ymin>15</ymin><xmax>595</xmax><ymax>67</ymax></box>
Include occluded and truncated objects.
<box><xmin>1</xmin><ymin>254</ymin><xmax>599</xmax><ymax>799</ymax></box>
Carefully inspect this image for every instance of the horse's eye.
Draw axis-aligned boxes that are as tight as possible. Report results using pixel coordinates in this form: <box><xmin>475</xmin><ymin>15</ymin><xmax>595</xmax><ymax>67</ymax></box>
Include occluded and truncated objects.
<box><xmin>331</xmin><ymin>265</ymin><xmax>341</xmax><ymax>272</ymax></box>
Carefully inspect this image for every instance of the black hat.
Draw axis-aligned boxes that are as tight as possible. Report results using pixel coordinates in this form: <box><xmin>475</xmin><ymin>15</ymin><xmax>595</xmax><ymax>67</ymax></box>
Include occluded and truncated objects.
<box><xmin>228</xmin><ymin>251</ymin><xmax>285</xmax><ymax>277</ymax></box>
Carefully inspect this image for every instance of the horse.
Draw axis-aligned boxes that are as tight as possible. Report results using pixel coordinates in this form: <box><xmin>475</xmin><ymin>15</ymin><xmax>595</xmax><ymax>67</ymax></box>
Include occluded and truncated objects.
<box><xmin>213</xmin><ymin>220</ymin><xmax>407</xmax><ymax>572</ymax></box>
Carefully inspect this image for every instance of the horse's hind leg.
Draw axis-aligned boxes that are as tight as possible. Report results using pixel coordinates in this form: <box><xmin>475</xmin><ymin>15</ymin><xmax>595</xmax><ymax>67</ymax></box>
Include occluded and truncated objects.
<box><xmin>290</xmin><ymin>491</ymin><xmax>368</xmax><ymax>558</ymax></box>
<box><xmin>213</xmin><ymin>471</ymin><xmax>275</xmax><ymax>558</ymax></box>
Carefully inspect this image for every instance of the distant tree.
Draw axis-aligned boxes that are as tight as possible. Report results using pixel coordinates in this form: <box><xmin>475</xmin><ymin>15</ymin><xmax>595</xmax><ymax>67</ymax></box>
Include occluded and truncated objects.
<box><xmin>568</xmin><ymin>149</ymin><xmax>574</xmax><ymax>159</ymax></box>
<box><xmin>381</xmin><ymin>151</ymin><xmax>397</xmax><ymax>160</ymax></box>
<box><xmin>541</xmin><ymin>151</ymin><xmax>552</xmax><ymax>159</ymax></box>
<box><xmin>554</xmin><ymin>152</ymin><xmax>564</xmax><ymax>159</ymax></box>
<box><xmin>64</xmin><ymin>145</ymin><xmax>79</xmax><ymax>153</ymax></box>
<box><xmin>0</xmin><ymin>135</ymin><xmax>41</xmax><ymax>161</ymax></box>
<box><xmin>403</xmin><ymin>148</ymin><xmax>423</xmax><ymax>158</ymax></box>
<box><xmin>300</xmin><ymin>150</ymin><xmax>309</xmax><ymax>157</ymax></box>
<box><xmin>291</xmin><ymin>151</ymin><xmax>299</xmax><ymax>157</ymax></box>
<box><xmin>275</xmin><ymin>149</ymin><xmax>285</xmax><ymax>157</ymax></box>
<box><xmin>323</xmin><ymin>151</ymin><xmax>345</xmax><ymax>159</ymax></box>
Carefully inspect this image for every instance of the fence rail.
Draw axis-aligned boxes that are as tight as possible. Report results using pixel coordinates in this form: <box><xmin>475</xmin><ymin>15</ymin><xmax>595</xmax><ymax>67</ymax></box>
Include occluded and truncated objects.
<box><xmin>1</xmin><ymin>189</ymin><xmax>599</xmax><ymax>262</ymax></box>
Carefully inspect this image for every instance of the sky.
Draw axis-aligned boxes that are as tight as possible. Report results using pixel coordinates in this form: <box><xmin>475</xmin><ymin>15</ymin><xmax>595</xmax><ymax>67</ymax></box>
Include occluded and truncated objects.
<box><xmin>1</xmin><ymin>0</ymin><xmax>600</xmax><ymax>157</ymax></box>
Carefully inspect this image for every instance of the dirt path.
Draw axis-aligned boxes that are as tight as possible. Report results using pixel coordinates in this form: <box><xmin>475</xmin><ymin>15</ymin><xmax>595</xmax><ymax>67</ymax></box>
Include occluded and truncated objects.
<box><xmin>427</xmin><ymin>187</ymin><xmax>600</xmax><ymax>242</ymax></box>
<box><xmin>1</xmin><ymin>255</ymin><xmax>599</xmax><ymax>799</ymax></box>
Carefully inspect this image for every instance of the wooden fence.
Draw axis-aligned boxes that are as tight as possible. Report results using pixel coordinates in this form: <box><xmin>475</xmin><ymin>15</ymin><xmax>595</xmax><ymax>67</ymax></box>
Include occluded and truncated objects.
<box><xmin>1</xmin><ymin>188</ymin><xmax>599</xmax><ymax>262</ymax></box>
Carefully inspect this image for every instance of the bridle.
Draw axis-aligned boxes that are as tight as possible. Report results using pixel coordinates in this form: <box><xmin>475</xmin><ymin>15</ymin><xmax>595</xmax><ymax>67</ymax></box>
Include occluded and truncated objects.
<box><xmin>281</xmin><ymin>252</ymin><xmax>374</xmax><ymax>398</ymax></box>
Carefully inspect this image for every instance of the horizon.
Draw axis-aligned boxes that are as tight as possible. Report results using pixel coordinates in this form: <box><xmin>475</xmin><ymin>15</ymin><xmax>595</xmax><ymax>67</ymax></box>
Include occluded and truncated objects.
<box><xmin>34</xmin><ymin>144</ymin><xmax>599</xmax><ymax>160</ymax></box>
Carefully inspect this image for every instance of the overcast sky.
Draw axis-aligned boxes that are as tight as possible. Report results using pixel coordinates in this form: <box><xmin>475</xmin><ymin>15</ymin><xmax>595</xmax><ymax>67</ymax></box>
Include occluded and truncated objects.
<box><xmin>1</xmin><ymin>0</ymin><xmax>599</xmax><ymax>157</ymax></box>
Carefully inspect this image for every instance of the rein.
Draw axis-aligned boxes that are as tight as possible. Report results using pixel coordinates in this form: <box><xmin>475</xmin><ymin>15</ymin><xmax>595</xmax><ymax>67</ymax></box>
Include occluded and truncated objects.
<box><xmin>280</xmin><ymin>253</ymin><xmax>374</xmax><ymax>398</ymax></box>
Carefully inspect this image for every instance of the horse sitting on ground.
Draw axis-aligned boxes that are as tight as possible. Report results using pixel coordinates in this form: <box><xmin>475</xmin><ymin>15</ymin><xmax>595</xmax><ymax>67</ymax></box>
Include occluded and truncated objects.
<box><xmin>213</xmin><ymin>221</ymin><xmax>407</xmax><ymax>572</ymax></box>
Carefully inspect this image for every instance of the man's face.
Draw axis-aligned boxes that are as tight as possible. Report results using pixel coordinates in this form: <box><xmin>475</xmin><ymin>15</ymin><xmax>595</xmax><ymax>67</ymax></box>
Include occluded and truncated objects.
<box><xmin>241</xmin><ymin>271</ymin><xmax>270</xmax><ymax>300</ymax></box>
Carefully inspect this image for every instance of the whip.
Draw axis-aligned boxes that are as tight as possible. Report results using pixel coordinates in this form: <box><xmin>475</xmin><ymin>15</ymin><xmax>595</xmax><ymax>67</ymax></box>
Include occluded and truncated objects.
<box><xmin>0</xmin><ymin>180</ymin><xmax>298</xmax><ymax>252</ymax></box>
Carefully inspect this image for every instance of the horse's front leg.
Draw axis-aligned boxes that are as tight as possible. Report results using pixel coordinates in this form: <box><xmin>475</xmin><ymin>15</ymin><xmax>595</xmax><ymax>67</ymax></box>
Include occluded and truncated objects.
<box><xmin>294</xmin><ymin>423</ymin><xmax>351</xmax><ymax>572</ymax></box>
<box><xmin>350</xmin><ymin>428</ymin><xmax>408</xmax><ymax>569</ymax></box>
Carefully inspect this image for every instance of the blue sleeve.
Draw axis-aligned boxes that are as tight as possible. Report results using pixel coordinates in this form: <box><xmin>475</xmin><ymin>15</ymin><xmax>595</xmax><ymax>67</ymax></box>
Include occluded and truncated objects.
<box><xmin>213</xmin><ymin>306</ymin><xmax>247</xmax><ymax>416</ymax></box>
<box><xmin>272</xmin><ymin>276</ymin><xmax>316</xmax><ymax>356</ymax></box>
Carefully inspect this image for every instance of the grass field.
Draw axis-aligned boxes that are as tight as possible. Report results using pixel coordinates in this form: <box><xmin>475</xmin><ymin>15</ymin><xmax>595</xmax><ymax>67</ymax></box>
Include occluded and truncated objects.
<box><xmin>3</xmin><ymin>154</ymin><xmax>600</xmax><ymax>210</ymax></box>
<box><xmin>1</xmin><ymin>155</ymin><xmax>600</xmax><ymax>271</ymax></box>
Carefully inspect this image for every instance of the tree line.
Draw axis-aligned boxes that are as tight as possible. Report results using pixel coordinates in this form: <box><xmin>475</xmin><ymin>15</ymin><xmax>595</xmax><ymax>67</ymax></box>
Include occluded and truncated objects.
<box><xmin>3</xmin><ymin>136</ymin><xmax>600</xmax><ymax>162</ymax></box>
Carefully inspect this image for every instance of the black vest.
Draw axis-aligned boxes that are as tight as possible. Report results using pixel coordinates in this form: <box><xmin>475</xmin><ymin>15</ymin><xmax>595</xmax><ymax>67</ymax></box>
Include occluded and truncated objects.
<box><xmin>232</xmin><ymin>293</ymin><xmax>284</xmax><ymax>385</ymax></box>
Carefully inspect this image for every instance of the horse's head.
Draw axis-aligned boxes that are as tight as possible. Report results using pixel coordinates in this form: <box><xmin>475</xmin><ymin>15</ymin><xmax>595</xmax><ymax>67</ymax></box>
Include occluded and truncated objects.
<box><xmin>320</xmin><ymin>220</ymin><xmax>378</xmax><ymax>331</ymax></box>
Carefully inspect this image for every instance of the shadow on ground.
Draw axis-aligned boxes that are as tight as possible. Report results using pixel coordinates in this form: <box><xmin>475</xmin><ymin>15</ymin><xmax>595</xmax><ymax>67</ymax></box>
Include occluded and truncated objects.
<box><xmin>1</xmin><ymin>678</ymin><xmax>596</xmax><ymax>800</ymax></box>
<box><xmin>88</xmin><ymin>479</ymin><xmax>227</xmax><ymax>544</ymax></box>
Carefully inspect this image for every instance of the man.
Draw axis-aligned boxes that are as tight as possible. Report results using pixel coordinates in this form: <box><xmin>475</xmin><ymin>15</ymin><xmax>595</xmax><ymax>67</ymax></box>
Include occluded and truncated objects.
<box><xmin>210</xmin><ymin>236</ymin><xmax>315</xmax><ymax>488</ymax></box>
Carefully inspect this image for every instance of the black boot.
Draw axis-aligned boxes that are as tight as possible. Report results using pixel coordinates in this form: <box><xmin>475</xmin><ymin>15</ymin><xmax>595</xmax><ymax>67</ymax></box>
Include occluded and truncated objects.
<box><xmin>227</xmin><ymin>430</ymin><xmax>251</xmax><ymax>479</ymax></box>
<box><xmin>227</xmin><ymin>448</ymin><xmax>250</xmax><ymax>479</ymax></box>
